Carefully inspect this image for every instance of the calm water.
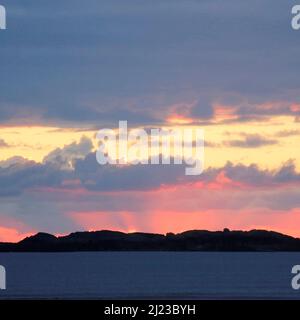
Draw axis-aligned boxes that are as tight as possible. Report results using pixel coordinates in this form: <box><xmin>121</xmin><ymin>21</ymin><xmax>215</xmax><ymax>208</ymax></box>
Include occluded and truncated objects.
<box><xmin>0</xmin><ymin>252</ymin><xmax>300</xmax><ymax>299</ymax></box>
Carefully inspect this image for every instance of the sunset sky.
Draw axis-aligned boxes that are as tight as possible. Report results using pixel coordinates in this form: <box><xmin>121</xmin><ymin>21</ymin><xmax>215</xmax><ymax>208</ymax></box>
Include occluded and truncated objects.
<box><xmin>0</xmin><ymin>0</ymin><xmax>300</xmax><ymax>242</ymax></box>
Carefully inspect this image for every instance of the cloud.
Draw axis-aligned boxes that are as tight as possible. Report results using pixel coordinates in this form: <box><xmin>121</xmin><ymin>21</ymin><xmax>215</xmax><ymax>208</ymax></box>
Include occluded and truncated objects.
<box><xmin>223</xmin><ymin>134</ymin><xmax>278</xmax><ymax>148</ymax></box>
<box><xmin>0</xmin><ymin>139</ymin><xmax>9</xmax><ymax>148</ymax></box>
<box><xmin>0</xmin><ymin>156</ymin><xmax>31</xmax><ymax>168</ymax></box>
<box><xmin>0</xmin><ymin>161</ymin><xmax>67</xmax><ymax>196</ymax></box>
<box><xmin>274</xmin><ymin>129</ymin><xmax>300</xmax><ymax>137</ymax></box>
<box><xmin>206</xmin><ymin>99</ymin><xmax>300</xmax><ymax>125</ymax></box>
<box><xmin>43</xmin><ymin>136</ymin><xmax>93</xmax><ymax>170</ymax></box>
<box><xmin>0</xmin><ymin>1</ymin><xmax>300</xmax><ymax>125</ymax></box>
<box><xmin>1</xmin><ymin>146</ymin><xmax>299</xmax><ymax>197</ymax></box>
<box><xmin>75</xmin><ymin>158</ymin><xmax>300</xmax><ymax>190</ymax></box>
<box><xmin>203</xmin><ymin>160</ymin><xmax>300</xmax><ymax>187</ymax></box>
<box><xmin>0</xmin><ymin>137</ymin><xmax>94</xmax><ymax>196</ymax></box>
<box><xmin>0</xmin><ymin>153</ymin><xmax>300</xmax><ymax>238</ymax></box>
<box><xmin>74</xmin><ymin>152</ymin><xmax>194</xmax><ymax>191</ymax></box>
<box><xmin>205</xmin><ymin>141</ymin><xmax>220</xmax><ymax>148</ymax></box>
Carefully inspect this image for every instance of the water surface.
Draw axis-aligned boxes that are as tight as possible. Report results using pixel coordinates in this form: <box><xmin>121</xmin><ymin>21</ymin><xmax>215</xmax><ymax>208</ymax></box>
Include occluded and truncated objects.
<box><xmin>0</xmin><ymin>252</ymin><xmax>300</xmax><ymax>299</ymax></box>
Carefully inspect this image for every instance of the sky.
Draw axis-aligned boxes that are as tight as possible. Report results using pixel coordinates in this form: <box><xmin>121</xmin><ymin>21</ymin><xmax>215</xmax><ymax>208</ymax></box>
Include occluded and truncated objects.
<box><xmin>0</xmin><ymin>0</ymin><xmax>300</xmax><ymax>242</ymax></box>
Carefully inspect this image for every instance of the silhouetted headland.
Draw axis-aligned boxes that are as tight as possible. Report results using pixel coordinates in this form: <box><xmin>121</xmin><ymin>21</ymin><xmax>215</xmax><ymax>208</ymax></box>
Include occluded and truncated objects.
<box><xmin>1</xmin><ymin>229</ymin><xmax>300</xmax><ymax>252</ymax></box>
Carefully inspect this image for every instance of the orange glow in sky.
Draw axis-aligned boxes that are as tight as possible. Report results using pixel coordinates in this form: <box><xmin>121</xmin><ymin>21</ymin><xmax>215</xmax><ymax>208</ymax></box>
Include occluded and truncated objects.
<box><xmin>69</xmin><ymin>208</ymin><xmax>300</xmax><ymax>238</ymax></box>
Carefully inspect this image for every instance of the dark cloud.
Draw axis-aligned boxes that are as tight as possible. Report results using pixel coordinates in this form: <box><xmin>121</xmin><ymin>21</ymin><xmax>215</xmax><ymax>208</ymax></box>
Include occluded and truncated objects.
<box><xmin>205</xmin><ymin>161</ymin><xmax>300</xmax><ymax>187</ymax></box>
<box><xmin>0</xmin><ymin>161</ymin><xmax>67</xmax><ymax>196</ymax></box>
<box><xmin>223</xmin><ymin>134</ymin><xmax>278</xmax><ymax>148</ymax></box>
<box><xmin>275</xmin><ymin>129</ymin><xmax>300</xmax><ymax>137</ymax></box>
<box><xmin>73</xmin><ymin>157</ymin><xmax>300</xmax><ymax>191</ymax></box>
<box><xmin>237</xmin><ymin>102</ymin><xmax>299</xmax><ymax>118</ymax></box>
<box><xmin>74</xmin><ymin>152</ymin><xmax>192</xmax><ymax>191</ymax></box>
<box><xmin>190</xmin><ymin>100</ymin><xmax>214</xmax><ymax>119</ymax></box>
<box><xmin>0</xmin><ymin>0</ymin><xmax>299</xmax><ymax>125</ymax></box>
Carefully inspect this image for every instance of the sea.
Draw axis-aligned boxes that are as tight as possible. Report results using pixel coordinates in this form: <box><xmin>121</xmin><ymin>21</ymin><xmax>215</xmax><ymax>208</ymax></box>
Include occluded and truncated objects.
<box><xmin>0</xmin><ymin>252</ymin><xmax>300</xmax><ymax>299</ymax></box>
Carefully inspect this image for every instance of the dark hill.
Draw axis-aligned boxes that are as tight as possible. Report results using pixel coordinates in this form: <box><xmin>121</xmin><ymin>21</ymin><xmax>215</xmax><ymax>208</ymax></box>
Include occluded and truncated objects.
<box><xmin>0</xmin><ymin>229</ymin><xmax>300</xmax><ymax>252</ymax></box>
